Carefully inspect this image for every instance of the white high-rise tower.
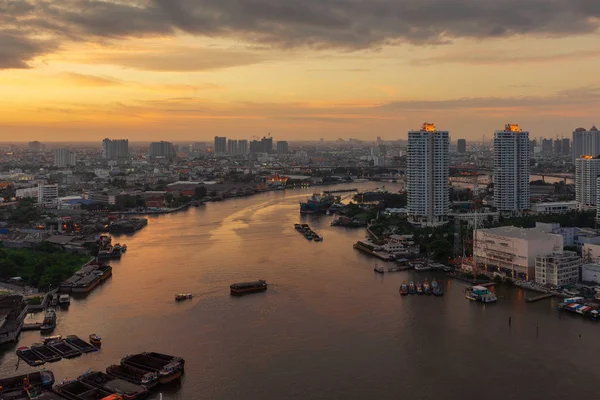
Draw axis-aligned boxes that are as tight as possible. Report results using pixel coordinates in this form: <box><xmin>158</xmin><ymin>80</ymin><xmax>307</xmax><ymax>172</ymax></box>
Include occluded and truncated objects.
<box><xmin>407</xmin><ymin>122</ymin><xmax>450</xmax><ymax>226</ymax></box>
<box><xmin>493</xmin><ymin>124</ymin><xmax>530</xmax><ymax>213</ymax></box>
<box><xmin>575</xmin><ymin>156</ymin><xmax>600</xmax><ymax>210</ymax></box>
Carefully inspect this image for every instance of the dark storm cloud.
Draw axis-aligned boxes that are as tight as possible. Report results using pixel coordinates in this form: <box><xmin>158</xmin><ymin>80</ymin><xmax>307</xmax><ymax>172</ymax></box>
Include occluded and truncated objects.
<box><xmin>0</xmin><ymin>31</ymin><xmax>57</xmax><ymax>69</ymax></box>
<box><xmin>2</xmin><ymin>0</ymin><xmax>600</xmax><ymax>68</ymax></box>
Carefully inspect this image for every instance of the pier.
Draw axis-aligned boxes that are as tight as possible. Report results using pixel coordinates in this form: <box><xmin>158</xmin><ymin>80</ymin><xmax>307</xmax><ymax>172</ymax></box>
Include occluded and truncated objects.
<box><xmin>374</xmin><ymin>265</ymin><xmax>412</xmax><ymax>273</ymax></box>
<box><xmin>22</xmin><ymin>323</ymin><xmax>42</xmax><ymax>331</ymax></box>
<box><xmin>526</xmin><ymin>293</ymin><xmax>554</xmax><ymax>303</ymax></box>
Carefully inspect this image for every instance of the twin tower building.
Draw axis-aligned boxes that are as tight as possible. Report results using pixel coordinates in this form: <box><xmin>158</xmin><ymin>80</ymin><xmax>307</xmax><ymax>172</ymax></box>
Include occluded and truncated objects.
<box><xmin>407</xmin><ymin>123</ymin><xmax>530</xmax><ymax>226</ymax></box>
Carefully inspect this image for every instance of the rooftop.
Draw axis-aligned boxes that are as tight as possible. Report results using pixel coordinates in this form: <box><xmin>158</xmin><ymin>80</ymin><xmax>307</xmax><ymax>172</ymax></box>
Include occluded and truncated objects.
<box><xmin>478</xmin><ymin>226</ymin><xmax>562</xmax><ymax>241</ymax></box>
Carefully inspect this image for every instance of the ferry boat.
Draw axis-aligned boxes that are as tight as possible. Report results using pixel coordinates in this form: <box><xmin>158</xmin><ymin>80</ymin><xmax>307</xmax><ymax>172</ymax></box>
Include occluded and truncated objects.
<box><xmin>300</xmin><ymin>193</ymin><xmax>338</xmax><ymax>214</ymax></box>
<box><xmin>31</xmin><ymin>342</ymin><xmax>62</xmax><ymax>362</ymax></box>
<box><xmin>230</xmin><ymin>280</ymin><xmax>268</xmax><ymax>295</ymax></box>
<box><xmin>400</xmin><ymin>282</ymin><xmax>409</xmax><ymax>295</ymax></box>
<box><xmin>175</xmin><ymin>293</ymin><xmax>193</xmax><ymax>301</ymax></box>
<box><xmin>423</xmin><ymin>280</ymin><xmax>431</xmax><ymax>295</ymax></box>
<box><xmin>40</xmin><ymin>308</ymin><xmax>57</xmax><ymax>332</ymax></box>
<box><xmin>16</xmin><ymin>346</ymin><xmax>45</xmax><ymax>366</ymax></box>
<box><xmin>465</xmin><ymin>286</ymin><xmax>497</xmax><ymax>303</ymax></box>
<box><xmin>79</xmin><ymin>370</ymin><xmax>148</xmax><ymax>400</ymax></box>
<box><xmin>408</xmin><ymin>281</ymin><xmax>416</xmax><ymax>295</ymax></box>
<box><xmin>89</xmin><ymin>333</ymin><xmax>102</xmax><ymax>346</ymax></box>
<box><xmin>121</xmin><ymin>352</ymin><xmax>184</xmax><ymax>384</ymax></box>
<box><xmin>416</xmin><ymin>282</ymin><xmax>424</xmax><ymax>295</ymax></box>
<box><xmin>106</xmin><ymin>364</ymin><xmax>159</xmax><ymax>388</ymax></box>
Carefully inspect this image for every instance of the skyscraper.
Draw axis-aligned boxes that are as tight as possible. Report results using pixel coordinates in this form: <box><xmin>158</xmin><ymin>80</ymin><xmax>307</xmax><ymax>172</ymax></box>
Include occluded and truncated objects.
<box><xmin>572</xmin><ymin>126</ymin><xmax>600</xmax><ymax>161</ymax></box>
<box><xmin>575</xmin><ymin>156</ymin><xmax>600</xmax><ymax>210</ymax></box>
<box><xmin>561</xmin><ymin>138</ymin><xmax>570</xmax><ymax>156</ymax></box>
<box><xmin>214</xmin><ymin>136</ymin><xmax>227</xmax><ymax>154</ymax></box>
<box><xmin>101</xmin><ymin>138</ymin><xmax>129</xmax><ymax>159</ymax></box>
<box><xmin>53</xmin><ymin>148</ymin><xmax>76</xmax><ymax>167</ymax></box>
<box><xmin>149</xmin><ymin>141</ymin><xmax>176</xmax><ymax>160</ymax></box>
<box><xmin>407</xmin><ymin>122</ymin><xmax>449</xmax><ymax>226</ymax></box>
<box><xmin>457</xmin><ymin>139</ymin><xmax>466</xmax><ymax>153</ymax></box>
<box><xmin>542</xmin><ymin>139</ymin><xmax>553</xmax><ymax>154</ymax></box>
<box><xmin>238</xmin><ymin>140</ymin><xmax>249</xmax><ymax>155</ymax></box>
<box><xmin>261</xmin><ymin>136</ymin><xmax>273</xmax><ymax>153</ymax></box>
<box><xmin>493</xmin><ymin>124</ymin><xmax>530</xmax><ymax>213</ymax></box>
<box><xmin>554</xmin><ymin>138</ymin><xmax>562</xmax><ymax>155</ymax></box>
<box><xmin>276</xmin><ymin>141</ymin><xmax>289</xmax><ymax>154</ymax></box>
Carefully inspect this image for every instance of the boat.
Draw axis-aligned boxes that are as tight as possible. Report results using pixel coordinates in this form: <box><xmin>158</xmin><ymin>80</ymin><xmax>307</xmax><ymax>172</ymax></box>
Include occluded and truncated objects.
<box><xmin>374</xmin><ymin>265</ymin><xmax>385</xmax><ymax>274</ymax></box>
<box><xmin>465</xmin><ymin>286</ymin><xmax>497</xmax><ymax>303</ymax></box>
<box><xmin>230</xmin><ymin>280</ymin><xmax>268</xmax><ymax>295</ymax></box>
<box><xmin>43</xmin><ymin>334</ymin><xmax>62</xmax><ymax>345</ymax></box>
<box><xmin>416</xmin><ymin>282</ymin><xmax>424</xmax><ymax>295</ymax></box>
<box><xmin>423</xmin><ymin>280</ymin><xmax>431</xmax><ymax>295</ymax></box>
<box><xmin>175</xmin><ymin>293</ymin><xmax>193</xmax><ymax>301</ymax></box>
<box><xmin>50</xmin><ymin>294</ymin><xmax>58</xmax><ymax>306</ymax></box>
<box><xmin>300</xmin><ymin>193</ymin><xmax>338</xmax><ymax>214</ymax></box>
<box><xmin>89</xmin><ymin>333</ymin><xmax>102</xmax><ymax>346</ymax></box>
<box><xmin>0</xmin><ymin>371</ymin><xmax>55</xmax><ymax>395</ymax></box>
<box><xmin>431</xmin><ymin>279</ymin><xmax>443</xmax><ymax>296</ymax></box>
<box><xmin>400</xmin><ymin>282</ymin><xmax>409</xmax><ymax>295</ymax></box>
<box><xmin>66</xmin><ymin>335</ymin><xmax>97</xmax><ymax>353</ymax></box>
<box><xmin>294</xmin><ymin>224</ymin><xmax>302</xmax><ymax>230</ymax></box>
<box><xmin>121</xmin><ymin>352</ymin><xmax>184</xmax><ymax>384</ymax></box>
<box><xmin>106</xmin><ymin>364</ymin><xmax>159</xmax><ymax>388</ymax></box>
<box><xmin>353</xmin><ymin>187</ymin><xmax>389</xmax><ymax>202</ymax></box>
<box><xmin>408</xmin><ymin>281</ymin><xmax>416</xmax><ymax>295</ymax></box>
<box><xmin>46</xmin><ymin>338</ymin><xmax>81</xmax><ymax>358</ymax></box>
<box><xmin>31</xmin><ymin>342</ymin><xmax>62</xmax><ymax>362</ymax></box>
<box><xmin>121</xmin><ymin>244</ymin><xmax>128</xmax><ymax>252</ymax></box>
<box><xmin>16</xmin><ymin>346</ymin><xmax>45</xmax><ymax>366</ymax></box>
<box><xmin>79</xmin><ymin>371</ymin><xmax>148</xmax><ymax>400</ymax></box>
<box><xmin>54</xmin><ymin>379</ymin><xmax>113</xmax><ymax>400</ymax></box>
<box><xmin>313</xmin><ymin>235</ymin><xmax>323</xmax><ymax>242</ymax></box>
<box><xmin>58</xmin><ymin>294</ymin><xmax>70</xmax><ymax>306</ymax></box>
<box><xmin>40</xmin><ymin>308</ymin><xmax>57</xmax><ymax>332</ymax></box>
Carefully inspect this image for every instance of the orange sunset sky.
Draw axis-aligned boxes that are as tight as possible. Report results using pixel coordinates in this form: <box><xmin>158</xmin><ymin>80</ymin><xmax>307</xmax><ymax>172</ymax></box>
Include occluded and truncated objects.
<box><xmin>1</xmin><ymin>0</ymin><xmax>600</xmax><ymax>141</ymax></box>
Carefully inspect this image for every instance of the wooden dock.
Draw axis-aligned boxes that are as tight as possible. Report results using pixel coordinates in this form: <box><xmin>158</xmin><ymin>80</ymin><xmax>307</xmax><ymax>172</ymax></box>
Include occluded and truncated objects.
<box><xmin>21</xmin><ymin>323</ymin><xmax>42</xmax><ymax>331</ymax></box>
<box><xmin>526</xmin><ymin>293</ymin><xmax>554</xmax><ymax>303</ymax></box>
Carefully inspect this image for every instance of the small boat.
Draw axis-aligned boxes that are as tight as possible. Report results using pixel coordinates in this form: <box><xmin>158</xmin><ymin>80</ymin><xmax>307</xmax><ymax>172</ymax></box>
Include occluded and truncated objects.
<box><xmin>408</xmin><ymin>281</ymin><xmax>416</xmax><ymax>295</ymax></box>
<box><xmin>43</xmin><ymin>335</ymin><xmax>62</xmax><ymax>345</ymax></box>
<box><xmin>40</xmin><ymin>308</ymin><xmax>57</xmax><ymax>332</ymax></box>
<box><xmin>58</xmin><ymin>294</ymin><xmax>70</xmax><ymax>306</ymax></box>
<box><xmin>121</xmin><ymin>244</ymin><xmax>128</xmax><ymax>252</ymax></box>
<box><xmin>400</xmin><ymin>282</ymin><xmax>409</xmax><ymax>295</ymax></box>
<box><xmin>89</xmin><ymin>333</ymin><xmax>102</xmax><ymax>346</ymax></box>
<box><xmin>416</xmin><ymin>282</ymin><xmax>424</xmax><ymax>295</ymax></box>
<box><xmin>374</xmin><ymin>265</ymin><xmax>385</xmax><ymax>274</ymax></box>
<box><xmin>16</xmin><ymin>346</ymin><xmax>45</xmax><ymax>366</ymax></box>
<box><xmin>423</xmin><ymin>280</ymin><xmax>431</xmax><ymax>295</ymax></box>
<box><xmin>431</xmin><ymin>279</ymin><xmax>443</xmax><ymax>296</ymax></box>
<box><xmin>465</xmin><ymin>286</ymin><xmax>497</xmax><ymax>303</ymax></box>
<box><xmin>175</xmin><ymin>293</ymin><xmax>193</xmax><ymax>301</ymax></box>
<box><xmin>230</xmin><ymin>280</ymin><xmax>268</xmax><ymax>295</ymax></box>
<box><xmin>50</xmin><ymin>294</ymin><xmax>58</xmax><ymax>306</ymax></box>
<box><xmin>294</xmin><ymin>224</ymin><xmax>302</xmax><ymax>230</ymax></box>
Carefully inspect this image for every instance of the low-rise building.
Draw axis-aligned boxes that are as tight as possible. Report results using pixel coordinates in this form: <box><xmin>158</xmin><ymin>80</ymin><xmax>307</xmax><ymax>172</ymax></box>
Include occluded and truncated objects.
<box><xmin>581</xmin><ymin>263</ymin><xmax>600</xmax><ymax>284</ymax></box>
<box><xmin>37</xmin><ymin>183</ymin><xmax>58</xmax><ymax>206</ymax></box>
<box><xmin>535</xmin><ymin>251</ymin><xmax>581</xmax><ymax>286</ymax></box>
<box><xmin>532</xmin><ymin>201</ymin><xmax>578</xmax><ymax>214</ymax></box>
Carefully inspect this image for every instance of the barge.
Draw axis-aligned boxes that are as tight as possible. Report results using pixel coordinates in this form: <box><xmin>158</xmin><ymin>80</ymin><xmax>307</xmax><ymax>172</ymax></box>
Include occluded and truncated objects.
<box><xmin>60</xmin><ymin>263</ymin><xmax>112</xmax><ymax>294</ymax></box>
<box><xmin>0</xmin><ymin>371</ymin><xmax>55</xmax><ymax>394</ymax></box>
<box><xmin>106</xmin><ymin>364</ymin><xmax>159</xmax><ymax>388</ymax></box>
<box><xmin>54</xmin><ymin>379</ymin><xmax>112</xmax><ymax>400</ymax></box>
<box><xmin>46</xmin><ymin>339</ymin><xmax>81</xmax><ymax>358</ymax></box>
<box><xmin>175</xmin><ymin>293</ymin><xmax>193</xmax><ymax>301</ymax></box>
<box><xmin>16</xmin><ymin>346</ymin><xmax>45</xmax><ymax>366</ymax></box>
<box><xmin>79</xmin><ymin>371</ymin><xmax>148</xmax><ymax>400</ymax></box>
<box><xmin>31</xmin><ymin>342</ymin><xmax>62</xmax><ymax>362</ymax></box>
<box><xmin>121</xmin><ymin>352</ymin><xmax>184</xmax><ymax>384</ymax></box>
<box><xmin>230</xmin><ymin>280</ymin><xmax>268</xmax><ymax>295</ymax></box>
<box><xmin>66</xmin><ymin>335</ymin><xmax>97</xmax><ymax>353</ymax></box>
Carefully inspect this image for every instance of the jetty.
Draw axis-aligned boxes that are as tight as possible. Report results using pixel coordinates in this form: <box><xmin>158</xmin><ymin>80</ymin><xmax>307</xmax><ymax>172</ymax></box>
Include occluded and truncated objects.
<box><xmin>22</xmin><ymin>322</ymin><xmax>42</xmax><ymax>331</ymax></box>
<box><xmin>374</xmin><ymin>265</ymin><xmax>412</xmax><ymax>274</ymax></box>
<box><xmin>526</xmin><ymin>293</ymin><xmax>554</xmax><ymax>303</ymax></box>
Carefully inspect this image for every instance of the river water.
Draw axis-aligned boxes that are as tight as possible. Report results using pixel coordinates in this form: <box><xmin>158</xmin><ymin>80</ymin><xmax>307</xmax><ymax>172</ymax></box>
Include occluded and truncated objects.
<box><xmin>1</xmin><ymin>182</ymin><xmax>598</xmax><ymax>400</ymax></box>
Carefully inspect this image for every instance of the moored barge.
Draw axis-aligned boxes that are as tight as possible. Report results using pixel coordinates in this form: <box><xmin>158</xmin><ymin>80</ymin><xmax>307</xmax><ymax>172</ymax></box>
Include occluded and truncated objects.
<box><xmin>31</xmin><ymin>342</ymin><xmax>62</xmax><ymax>362</ymax></box>
<box><xmin>106</xmin><ymin>364</ymin><xmax>159</xmax><ymax>388</ymax></box>
<box><xmin>0</xmin><ymin>370</ymin><xmax>55</xmax><ymax>395</ymax></box>
<box><xmin>79</xmin><ymin>371</ymin><xmax>148</xmax><ymax>400</ymax></box>
<box><xmin>16</xmin><ymin>346</ymin><xmax>45</xmax><ymax>366</ymax></box>
<box><xmin>66</xmin><ymin>335</ymin><xmax>97</xmax><ymax>353</ymax></box>
<box><xmin>46</xmin><ymin>339</ymin><xmax>81</xmax><ymax>358</ymax></box>
<box><xmin>54</xmin><ymin>379</ymin><xmax>112</xmax><ymax>400</ymax></box>
<box><xmin>230</xmin><ymin>280</ymin><xmax>268</xmax><ymax>295</ymax></box>
<box><xmin>121</xmin><ymin>352</ymin><xmax>184</xmax><ymax>384</ymax></box>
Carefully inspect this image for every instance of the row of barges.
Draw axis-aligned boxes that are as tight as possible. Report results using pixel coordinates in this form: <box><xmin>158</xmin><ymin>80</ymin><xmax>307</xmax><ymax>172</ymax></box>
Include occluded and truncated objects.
<box><xmin>294</xmin><ymin>223</ymin><xmax>323</xmax><ymax>241</ymax></box>
<box><xmin>16</xmin><ymin>334</ymin><xmax>100</xmax><ymax>366</ymax></box>
<box><xmin>557</xmin><ymin>297</ymin><xmax>600</xmax><ymax>320</ymax></box>
<box><xmin>59</xmin><ymin>262</ymin><xmax>112</xmax><ymax>293</ymax></box>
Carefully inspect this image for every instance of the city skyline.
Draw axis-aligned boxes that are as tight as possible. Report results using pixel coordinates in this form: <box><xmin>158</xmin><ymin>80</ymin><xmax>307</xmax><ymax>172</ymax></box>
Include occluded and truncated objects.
<box><xmin>1</xmin><ymin>1</ymin><xmax>600</xmax><ymax>141</ymax></box>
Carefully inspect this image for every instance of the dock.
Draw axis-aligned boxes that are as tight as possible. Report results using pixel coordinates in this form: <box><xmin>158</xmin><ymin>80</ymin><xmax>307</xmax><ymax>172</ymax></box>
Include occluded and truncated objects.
<box><xmin>526</xmin><ymin>293</ymin><xmax>554</xmax><ymax>303</ymax></box>
<box><xmin>375</xmin><ymin>265</ymin><xmax>412</xmax><ymax>273</ymax></box>
<box><xmin>22</xmin><ymin>323</ymin><xmax>42</xmax><ymax>331</ymax></box>
<box><xmin>480</xmin><ymin>282</ymin><xmax>496</xmax><ymax>288</ymax></box>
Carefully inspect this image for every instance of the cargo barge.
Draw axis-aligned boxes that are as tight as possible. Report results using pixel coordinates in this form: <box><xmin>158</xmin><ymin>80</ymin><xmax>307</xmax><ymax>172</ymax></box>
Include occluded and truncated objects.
<box><xmin>106</xmin><ymin>364</ymin><xmax>159</xmax><ymax>388</ymax></box>
<box><xmin>0</xmin><ymin>370</ymin><xmax>55</xmax><ymax>395</ymax></box>
<box><xmin>230</xmin><ymin>280</ymin><xmax>268</xmax><ymax>295</ymax></box>
<box><xmin>66</xmin><ymin>335</ymin><xmax>97</xmax><ymax>353</ymax></box>
<box><xmin>16</xmin><ymin>346</ymin><xmax>45</xmax><ymax>366</ymax></box>
<box><xmin>31</xmin><ymin>342</ymin><xmax>62</xmax><ymax>362</ymax></box>
<box><xmin>79</xmin><ymin>371</ymin><xmax>148</xmax><ymax>400</ymax></box>
<box><xmin>121</xmin><ymin>352</ymin><xmax>184</xmax><ymax>384</ymax></box>
<box><xmin>46</xmin><ymin>339</ymin><xmax>81</xmax><ymax>358</ymax></box>
<box><xmin>54</xmin><ymin>379</ymin><xmax>112</xmax><ymax>400</ymax></box>
<box><xmin>60</xmin><ymin>262</ymin><xmax>112</xmax><ymax>294</ymax></box>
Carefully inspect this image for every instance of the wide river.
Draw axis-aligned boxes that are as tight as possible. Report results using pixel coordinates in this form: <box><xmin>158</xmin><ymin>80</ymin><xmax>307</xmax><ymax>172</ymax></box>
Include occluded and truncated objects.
<box><xmin>1</xmin><ymin>182</ymin><xmax>599</xmax><ymax>400</ymax></box>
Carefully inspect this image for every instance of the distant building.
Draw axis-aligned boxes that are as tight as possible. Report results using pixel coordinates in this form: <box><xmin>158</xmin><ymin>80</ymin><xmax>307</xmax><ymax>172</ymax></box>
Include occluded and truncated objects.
<box><xmin>214</xmin><ymin>136</ymin><xmax>227</xmax><ymax>154</ymax></box>
<box><xmin>28</xmin><ymin>141</ymin><xmax>43</xmax><ymax>152</ymax></box>
<box><xmin>227</xmin><ymin>139</ymin><xmax>238</xmax><ymax>155</ymax></box>
<box><xmin>38</xmin><ymin>183</ymin><xmax>59</xmax><ymax>205</ymax></box>
<box><xmin>457</xmin><ymin>139</ymin><xmax>466</xmax><ymax>154</ymax></box>
<box><xmin>535</xmin><ymin>251</ymin><xmax>581</xmax><ymax>286</ymax></box>
<box><xmin>532</xmin><ymin>201</ymin><xmax>578</xmax><ymax>214</ymax></box>
<box><xmin>101</xmin><ymin>138</ymin><xmax>129</xmax><ymax>159</ymax></box>
<box><xmin>238</xmin><ymin>140</ymin><xmax>249</xmax><ymax>155</ymax></box>
<box><xmin>561</xmin><ymin>138</ymin><xmax>570</xmax><ymax>156</ymax></box>
<box><xmin>575</xmin><ymin>156</ymin><xmax>600</xmax><ymax>210</ymax></box>
<box><xmin>262</xmin><ymin>137</ymin><xmax>273</xmax><ymax>153</ymax></box>
<box><xmin>554</xmin><ymin>138</ymin><xmax>562</xmax><ymax>155</ymax></box>
<box><xmin>581</xmin><ymin>264</ymin><xmax>600</xmax><ymax>284</ymax></box>
<box><xmin>542</xmin><ymin>138</ymin><xmax>553</xmax><ymax>154</ymax></box>
<box><xmin>493</xmin><ymin>124</ymin><xmax>530</xmax><ymax>213</ymax></box>
<box><xmin>572</xmin><ymin>126</ymin><xmax>600</xmax><ymax>161</ymax></box>
<box><xmin>53</xmin><ymin>148</ymin><xmax>76</xmax><ymax>167</ymax></box>
<box><xmin>407</xmin><ymin>122</ymin><xmax>449</xmax><ymax>226</ymax></box>
<box><xmin>15</xmin><ymin>186</ymin><xmax>39</xmax><ymax>199</ymax></box>
<box><xmin>276</xmin><ymin>141</ymin><xmax>289</xmax><ymax>154</ymax></box>
<box><xmin>149</xmin><ymin>141</ymin><xmax>176</xmax><ymax>160</ymax></box>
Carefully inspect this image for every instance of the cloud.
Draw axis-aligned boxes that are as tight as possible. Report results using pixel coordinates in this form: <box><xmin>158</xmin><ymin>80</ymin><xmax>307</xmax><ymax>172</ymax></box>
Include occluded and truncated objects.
<box><xmin>2</xmin><ymin>0</ymin><xmax>600</xmax><ymax>69</ymax></box>
<box><xmin>305</xmin><ymin>69</ymin><xmax>370</xmax><ymax>72</ymax></box>
<box><xmin>61</xmin><ymin>72</ymin><xmax>123</xmax><ymax>86</ymax></box>
<box><xmin>411</xmin><ymin>49</ymin><xmax>600</xmax><ymax>66</ymax></box>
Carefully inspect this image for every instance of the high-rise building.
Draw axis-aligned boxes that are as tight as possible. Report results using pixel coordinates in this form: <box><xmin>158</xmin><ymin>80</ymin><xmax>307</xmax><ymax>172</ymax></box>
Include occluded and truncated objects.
<box><xmin>149</xmin><ymin>141</ymin><xmax>176</xmax><ymax>160</ymax></box>
<box><xmin>542</xmin><ymin>138</ymin><xmax>553</xmax><ymax>154</ymax></box>
<box><xmin>227</xmin><ymin>139</ymin><xmax>238</xmax><ymax>155</ymax></box>
<box><xmin>238</xmin><ymin>140</ymin><xmax>249</xmax><ymax>155</ymax></box>
<box><xmin>575</xmin><ymin>156</ymin><xmax>600</xmax><ymax>210</ymax></box>
<box><xmin>561</xmin><ymin>138</ymin><xmax>570</xmax><ymax>156</ymax></box>
<box><xmin>261</xmin><ymin>137</ymin><xmax>273</xmax><ymax>153</ymax></box>
<box><xmin>457</xmin><ymin>139</ymin><xmax>466</xmax><ymax>154</ymax></box>
<box><xmin>493</xmin><ymin>124</ymin><xmax>530</xmax><ymax>213</ymax></box>
<box><xmin>572</xmin><ymin>126</ymin><xmax>600</xmax><ymax>161</ymax></box>
<box><xmin>37</xmin><ymin>183</ymin><xmax>59</xmax><ymax>205</ymax></box>
<box><xmin>276</xmin><ymin>141</ymin><xmax>289</xmax><ymax>154</ymax></box>
<box><xmin>214</xmin><ymin>136</ymin><xmax>227</xmax><ymax>154</ymax></box>
<box><xmin>407</xmin><ymin>122</ymin><xmax>449</xmax><ymax>226</ymax></box>
<box><xmin>554</xmin><ymin>138</ymin><xmax>562</xmax><ymax>155</ymax></box>
<box><xmin>101</xmin><ymin>138</ymin><xmax>129</xmax><ymax>159</ymax></box>
<box><xmin>28</xmin><ymin>141</ymin><xmax>43</xmax><ymax>152</ymax></box>
<box><xmin>53</xmin><ymin>148</ymin><xmax>76</xmax><ymax>167</ymax></box>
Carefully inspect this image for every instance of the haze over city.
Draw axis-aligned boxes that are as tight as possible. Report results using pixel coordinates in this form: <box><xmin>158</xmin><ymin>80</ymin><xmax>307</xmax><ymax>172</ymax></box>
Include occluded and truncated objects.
<box><xmin>1</xmin><ymin>0</ymin><xmax>600</xmax><ymax>141</ymax></box>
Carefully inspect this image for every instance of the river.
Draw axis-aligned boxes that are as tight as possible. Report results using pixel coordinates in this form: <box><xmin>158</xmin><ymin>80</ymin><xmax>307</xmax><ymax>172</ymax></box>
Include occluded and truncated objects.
<box><xmin>1</xmin><ymin>182</ymin><xmax>598</xmax><ymax>400</ymax></box>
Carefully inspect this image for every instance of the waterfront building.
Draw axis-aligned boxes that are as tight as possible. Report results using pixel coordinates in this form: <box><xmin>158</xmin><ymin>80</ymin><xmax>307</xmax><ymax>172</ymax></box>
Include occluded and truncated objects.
<box><xmin>277</xmin><ymin>141</ymin><xmax>289</xmax><ymax>154</ymax></box>
<box><xmin>473</xmin><ymin>226</ymin><xmax>564</xmax><ymax>280</ymax></box>
<box><xmin>37</xmin><ymin>183</ymin><xmax>59</xmax><ymax>206</ymax></box>
<box><xmin>149</xmin><ymin>141</ymin><xmax>176</xmax><ymax>160</ymax></box>
<box><xmin>101</xmin><ymin>138</ymin><xmax>129</xmax><ymax>159</ymax></box>
<box><xmin>575</xmin><ymin>156</ymin><xmax>600</xmax><ymax>210</ymax></box>
<box><xmin>532</xmin><ymin>201</ymin><xmax>578</xmax><ymax>214</ymax></box>
<box><xmin>535</xmin><ymin>251</ymin><xmax>581</xmax><ymax>286</ymax></box>
<box><xmin>493</xmin><ymin>124</ymin><xmax>530</xmax><ymax>214</ymax></box>
<box><xmin>457</xmin><ymin>139</ymin><xmax>466</xmax><ymax>154</ymax></box>
<box><xmin>572</xmin><ymin>126</ymin><xmax>600</xmax><ymax>161</ymax></box>
<box><xmin>53</xmin><ymin>148</ymin><xmax>76</xmax><ymax>167</ymax></box>
<box><xmin>214</xmin><ymin>136</ymin><xmax>227</xmax><ymax>154</ymax></box>
<box><xmin>407</xmin><ymin>122</ymin><xmax>449</xmax><ymax>226</ymax></box>
<box><xmin>581</xmin><ymin>264</ymin><xmax>600</xmax><ymax>284</ymax></box>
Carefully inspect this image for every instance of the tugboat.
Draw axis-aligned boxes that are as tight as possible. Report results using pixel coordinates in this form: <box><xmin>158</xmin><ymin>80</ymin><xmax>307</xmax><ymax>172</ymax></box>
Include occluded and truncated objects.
<box><xmin>416</xmin><ymin>282</ymin><xmax>424</xmax><ymax>295</ymax></box>
<box><xmin>175</xmin><ymin>293</ymin><xmax>193</xmax><ymax>301</ymax></box>
<box><xmin>40</xmin><ymin>308</ymin><xmax>57</xmax><ymax>332</ymax></box>
<box><xmin>408</xmin><ymin>281</ymin><xmax>416</xmax><ymax>295</ymax></box>
<box><xmin>89</xmin><ymin>333</ymin><xmax>102</xmax><ymax>346</ymax></box>
<box><xmin>400</xmin><ymin>282</ymin><xmax>409</xmax><ymax>295</ymax></box>
<box><xmin>432</xmin><ymin>279</ymin><xmax>443</xmax><ymax>296</ymax></box>
<box><xmin>423</xmin><ymin>280</ymin><xmax>431</xmax><ymax>295</ymax></box>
